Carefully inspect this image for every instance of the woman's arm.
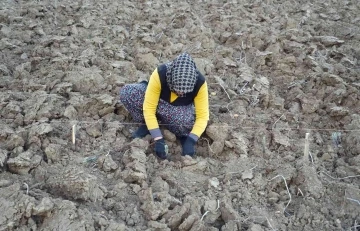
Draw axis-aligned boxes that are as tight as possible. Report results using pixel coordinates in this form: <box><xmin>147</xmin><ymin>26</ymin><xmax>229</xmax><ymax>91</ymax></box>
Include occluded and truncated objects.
<box><xmin>190</xmin><ymin>81</ymin><xmax>209</xmax><ymax>141</ymax></box>
<box><xmin>143</xmin><ymin>69</ymin><xmax>162</xmax><ymax>140</ymax></box>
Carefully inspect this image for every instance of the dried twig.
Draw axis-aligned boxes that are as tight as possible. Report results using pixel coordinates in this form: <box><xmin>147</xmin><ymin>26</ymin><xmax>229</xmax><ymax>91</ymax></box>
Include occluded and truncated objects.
<box><xmin>272</xmin><ymin>113</ymin><xmax>285</xmax><ymax>129</ymax></box>
<box><xmin>200</xmin><ymin>211</ymin><xmax>209</xmax><ymax>221</ymax></box>
<box><xmin>269</xmin><ymin>175</ymin><xmax>291</xmax><ymax>214</ymax></box>
<box><xmin>238</xmin><ymin>81</ymin><xmax>249</xmax><ymax>95</ymax></box>
<box><xmin>303</xmin><ymin>133</ymin><xmax>310</xmax><ymax>163</ymax></box>
<box><xmin>297</xmin><ymin>188</ymin><xmax>304</xmax><ymax>197</ymax></box>
<box><xmin>100</xmin><ymin>214</ymin><xmax>108</xmax><ymax>221</ymax></box>
<box><xmin>218</xmin><ymin>83</ymin><xmax>231</xmax><ymax>101</ymax></box>
<box><xmin>215</xmin><ymin>200</ymin><xmax>220</xmax><ymax>211</ymax></box>
<box><xmin>250</xmin><ymin>95</ymin><xmax>259</xmax><ymax>106</ymax></box>
<box><xmin>72</xmin><ymin>124</ymin><xmax>76</xmax><ymax>145</ymax></box>
<box><xmin>347</xmin><ymin>198</ymin><xmax>360</xmax><ymax>206</ymax></box>
<box><xmin>201</xmin><ymin>138</ymin><xmax>214</xmax><ymax>154</ymax></box>
<box><xmin>265</xmin><ymin>217</ymin><xmax>276</xmax><ymax>231</ymax></box>
<box><xmin>308</xmin><ymin>151</ymin><xmax>314</xmax><ymax>164</ymax></box>
<box><xmin>225</xmin><ymin>101</ymin><xmax>234</xmax><ymax>118</ymax></box>
<box><xmin>351</xmin><ymin>220</ymin><xmax>358</xmax><ymax>231</ymax></box>
<box><xmin>320</xmin><ymin>171</ymin><xmax>360</xmax><ymax>180</ymax></box>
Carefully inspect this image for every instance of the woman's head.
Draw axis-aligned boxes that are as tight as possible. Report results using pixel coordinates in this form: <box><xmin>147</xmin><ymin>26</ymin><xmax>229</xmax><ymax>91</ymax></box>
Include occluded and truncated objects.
<box><xmin>166</xmin><ymin>53</ymin><xmax>197</xmax><ymax>94</ymax></box>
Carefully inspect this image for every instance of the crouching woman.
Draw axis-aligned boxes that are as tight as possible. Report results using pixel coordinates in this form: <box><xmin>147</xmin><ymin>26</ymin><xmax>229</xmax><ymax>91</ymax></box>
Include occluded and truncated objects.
<box><xmin>120</xmin><ymin>53</ymin><xmax>209</xmax><ymax>159</ymax></box>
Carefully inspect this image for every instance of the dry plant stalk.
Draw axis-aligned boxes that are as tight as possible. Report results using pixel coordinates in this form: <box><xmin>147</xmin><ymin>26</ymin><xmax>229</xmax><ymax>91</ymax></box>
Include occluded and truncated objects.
<box><xmin>303</xmin><ymin>133</ymin><xmax>310</xmax><ymax>163</ymax></box>
<box><xmin>200</xmin><ymin>211</ymin><xmax>209</xmax><ymax>221</ymax></box>
<box><xmin>272</xmin><ymin>113</ymin><xmax>285</xmax><ymax>129</ymax></box>
<box><xmin>201</xmin><ymin>138</ymin><xmax>214</xmax><ymax>155</ymax></box>
<box><xmin>72</xmin><ymin>124</ymin><xmax>76</xmax><ymax>145</ymax></box>
<box><xmin>347</xmin><ymin>198</ymin><xmax>360</xmax><ymax>206</ymax></box>
<box><xmin>319</xmin><ymin>171</ymin><xmax>360</xmax><ymax>180</ymax></box>
<box><xmin>23</xmin><ymin>183</ymin><xmax>29</xmax><ymax>195</ymax></box>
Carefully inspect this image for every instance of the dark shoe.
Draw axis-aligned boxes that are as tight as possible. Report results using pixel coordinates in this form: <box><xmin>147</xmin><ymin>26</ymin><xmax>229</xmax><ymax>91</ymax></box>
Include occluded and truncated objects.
<box><xmin>132</xmin><ymin>125</ymin><xmax>150</xmax><ymax>138</ymax></box>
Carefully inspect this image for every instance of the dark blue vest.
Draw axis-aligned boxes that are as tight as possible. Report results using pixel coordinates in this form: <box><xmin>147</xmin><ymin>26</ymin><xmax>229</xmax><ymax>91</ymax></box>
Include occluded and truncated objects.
<box><xmin>157</xmin><ymin>64</ymin><xmax>205</xmax><ymax>106</ymax></box>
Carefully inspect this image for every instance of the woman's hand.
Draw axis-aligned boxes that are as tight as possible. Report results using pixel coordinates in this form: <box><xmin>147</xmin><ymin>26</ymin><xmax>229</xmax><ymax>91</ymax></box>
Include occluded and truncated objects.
<box><xmin>154</xmin><ymin>138</ymin><xmax>168</xmax><ymax>159</ymax></box>
<box><xmin>182</xmin><ymin>136</ymin><xmax>196</xmax><ymax>156</ymax></box>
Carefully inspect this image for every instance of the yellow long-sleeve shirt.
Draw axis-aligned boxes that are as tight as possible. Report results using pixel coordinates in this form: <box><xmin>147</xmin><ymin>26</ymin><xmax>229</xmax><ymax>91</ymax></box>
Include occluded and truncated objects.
<box><xmin>143</xmin><ymin>69</ymin><xmax>209</xmax><ymax>140</ymax></box>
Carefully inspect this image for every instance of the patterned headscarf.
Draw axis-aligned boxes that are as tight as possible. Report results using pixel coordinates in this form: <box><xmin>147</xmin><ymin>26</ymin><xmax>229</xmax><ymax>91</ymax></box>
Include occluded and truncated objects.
<box><xmin>165</xmin><ymin>53</ymin><xmax>197</xmax><ymax>94</ymax></box>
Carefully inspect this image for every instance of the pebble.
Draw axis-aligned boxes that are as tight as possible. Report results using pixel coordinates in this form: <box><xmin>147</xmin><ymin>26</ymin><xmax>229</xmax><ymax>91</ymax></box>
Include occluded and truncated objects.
<box><xmin>0</xmin><ymin>180</ymin><xmax>13</xmax><ymax>188</ymax></box>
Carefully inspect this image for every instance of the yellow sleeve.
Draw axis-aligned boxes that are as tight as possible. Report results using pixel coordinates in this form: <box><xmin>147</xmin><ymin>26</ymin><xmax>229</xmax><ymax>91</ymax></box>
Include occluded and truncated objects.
<box><xmin>190</xmin><ymin>82</ymin><xmax>209</xmax><ymax>138</ymax></box>
<box><xmin>143</xmin><ymin>69</ymin><xmax>162</xmax><ymax>138</ymax></box>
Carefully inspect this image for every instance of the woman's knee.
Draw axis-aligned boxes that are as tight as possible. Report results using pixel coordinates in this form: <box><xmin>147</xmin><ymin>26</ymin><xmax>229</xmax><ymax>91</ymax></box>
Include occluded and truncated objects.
<box><xmin>119</xmin><ymin>84</ymin><xmax>144</xmax><ymax>104</ymax></box>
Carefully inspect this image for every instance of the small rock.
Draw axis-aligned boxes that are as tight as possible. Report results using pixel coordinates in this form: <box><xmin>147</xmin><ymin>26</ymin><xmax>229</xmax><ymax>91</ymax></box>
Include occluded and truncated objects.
<box><xmin>220</xmin><ymin>200</ymin><xmax>240</xmax><ymax>222</ymax></box>
<box><xmin>5</xmin><ymin>134</ymin><xmax>25</xmax><ymax>150</ymax></box>
<box><xmin>136</xmin><ymin>53</ymin><xmax>159</xmax><ymax>72</ymax></box>
<box><xmin>329</xmin><ymin>106</ymin><xmax>349</xmax><ymax>117</ymax></box>
<box><xmin>313</xmin><ymin>36</ymin><xmax>344</xmax><ymax>46</ymax></box>
<box><xmin>223</xmin><ymin>58</ymin><xmax>237</xmax><ymax>67</ymax></box>
<box><xmin>44</xmin><ymin>144</ymin><xmax>62</xmax><ymax>163</ymax></box>
<box><xmin>321</xmin><ymin>74</ymin><xmax>346</xmax><ymax>86</ymax></box>
<box><xmin>65</xmin><ymin>67</ymin><xmax>105</xmax><ymax>94</ymax></box>
<box><xmin>224</xmin><ymin>141</ymin><xmax>234</xmax><ymax>148</ymax></box>
<box><xmin>321</xmin><ymin>153</ymin><xmax>332</xmax><ymax>161</ymax></box>
<box><xmin>7</xmin><ymin>151</ymin><xmax>42</xmax><ymax>175</ymax></box>
<box><xmin>0</xmin><ymin>180</ymin><xmax>12</xmax><ymax>188</ymax></box>
<box><xmin>151</xmin><ymin>177</ymin><xmax>169</xmax><ymax>193</ymax></box>
<box><xmin>210</xmin><ymin>141</ymin><xmax>225</xmax><ymax>155</ymax></box>
<box><xmin>129</xmin><ymin>138</ymin><xmax>149</xmax><ymax>150</ymax></box>
<box><xmin>99</xmin><ymin>106</ymin><xmax>114</xmax><ymax>117</ymax></box>
<box><xmin>193</xmin><ymin>58</ymin><xmax>213</xmax><ymax>75</ymax></box>
<box><xmin>98</xmin><ymin>154</ymin><xmax>118</xmax><ymax>172</ymax></box>
<box><xmin>163</xmin><ymin>130</ymin><xmax>176</xmax><ymax>142</ymax></box>
<box><xmin>299</xmin><ymin>95</ymin><xmax>320</xmax><ymax>114</ymax></box>
<box><xmin>0</xmin><ymin>64</ymin><xmax>10</xmax><ymax>75</ymax></box>
<box><xmin>86</xmin><ymin>125</ymin><xmax>102</xmax><ymax>138</ymax></box>
<box><xmin>32</xmin><ymin>197</ymin><xmax>54</xmax><ymax>216</ymax></box>
<box><xmin>222</xmin><ymin>220</ymin><xmax>241</xmax><ymax>231</ymax></box>
<box><xmin>181</xmin><ymin>155</ymin><xmax>197</xmax><ymax>166</ymax></box>
<box><xmin>0</xmin><ymin>149</ymin><xmax>8</xmax><ymax>168</ymax></box>
<box><xmin>64</xmin><ymin>105</ymin><xmax>78</xmax><ymax>120</ymax></box>
<box><xmin>46</xmin><ymin>166</ymin><xmax>105</xmax><ymax>201</ymax></box>
<box><xmin>208</xmin><ymin>177</ymin><xmax>220</xmax><ymax>189</ymax></box>
<box><xmin>272</xmin><ymin>130</ymin><xmax>290</xmax><ymax>146</ymax></box>
<box><xmin>20</xmin><ymin>53</ymin><xmax>28</xmax><ymax>60</ymax></box>
<box><xmin>230</xmin><ymin>132</ymin><xmax>249</xmax><ymax>156</ymax></box>
<box><xmin>179</xmin><ymin>214</ymin><xmax>199</xmax><ymax>231</ymax></box>
<box><xmin>97</xmin><ymin>94</ymin><xmax>114</xmax><ymax>105</ymax></box>
<box><xmin>183</xmin><ymin>159</ymin><xmax>208</xmax><ymax>172</ymax></box>
<box><xmin>298</xmin><ymin>165</ymin><xmax>323</xmax><ymax>198</ymax></box>
<box><xmin>241</xmin><ymin>170</ymin><xmax>254</xmax><ymax>180</ymax></box>
<box><xmin>148</xmin><ymin>221</ymin><xmax>170</xmax><ymax>230</ymax></box>
<box><xmin>202</xmin><ymin>200</ymin><xmax>221</xmax><ymax>223</ymax></box>
<box><xmin>250</xmin><ymin>224</ymin><xmax>264</xmax><ymax>231</ymax></box>
<box><xmin>122</xmin><ymin>147</ymin><xmax>147</xmax><ymax>184</ymax></box>
<box><xmin>268</xmin><ymin>191</ymin><xmax>280</xmax><ymax>203</ymax></box>
<box><xmin>206</xmin><ymin>123</ymin><xmax>229</xmax><ymax>141</ymax></box>
<box><xmin>105</xmin><ymin>221</ymin><xmax>127</xmax><ymax>231</ymax></box>
<box><xmin>284</xmin><ymin>155</ymin><xmax>296</xmax><ymax>162</ymax></box>
<box><xmin>29</xmin><ymin>123</ymin><xmax>53</xmax><ymax>137</ymax></box>
<box><xmin>272</xmin><ymin>97</ymin><xmax>285</xmax><ymax>110</ymax></box>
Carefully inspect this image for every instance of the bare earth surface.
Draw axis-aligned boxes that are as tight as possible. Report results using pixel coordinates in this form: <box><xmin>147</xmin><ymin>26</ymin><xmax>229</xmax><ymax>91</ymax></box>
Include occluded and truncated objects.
<box><xmin>1</xmin><ymin>0</ymin><xmax>360</xmax><ymax>230</ymax></box>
